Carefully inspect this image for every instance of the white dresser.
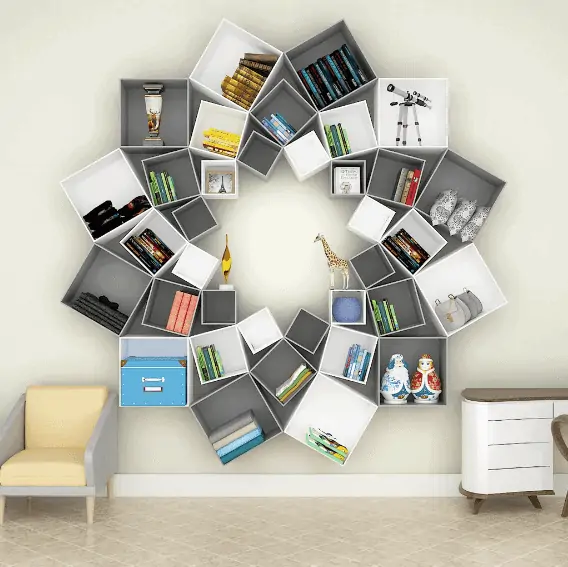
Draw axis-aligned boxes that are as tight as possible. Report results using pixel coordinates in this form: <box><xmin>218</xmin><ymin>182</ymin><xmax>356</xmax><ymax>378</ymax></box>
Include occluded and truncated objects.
<box><xmin>461</xmin><ymin>388</ymin><xmax>568</xmax><ymax>513</ymax></box>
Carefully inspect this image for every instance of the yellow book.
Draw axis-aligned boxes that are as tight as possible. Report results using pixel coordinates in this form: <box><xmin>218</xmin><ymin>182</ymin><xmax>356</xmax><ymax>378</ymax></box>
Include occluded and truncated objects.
<box><xmin>202</xmin><ymin>142</ymin><xmax>237</xmax><ymax>157</ymax></box>
<box><xmin>223</xmin><ymin>91</ymin><xmax>251</xmax><ymax>110</ymax></box>
<box><xmin>225</xmin><ymin>74</ymin><xmax>261</xmax><ymax>93</ymax></box>
<box><xmin>235</xmin><ymin>66</ymin><xmax>265</xmax><ymax>88</ymax></box>
<box><xmin>279</xmin><ymin>371</ymin><xmax>313</xmax><ymax>402</ymax></box>
<box><xmin>204</xmin><ymin>137</ymin><xmax>239</xmax><ymax>151</ymax></box>
<box><xmin>221</xmin><ymin>82</ymin><xmax>257</xmax><ymax>103</ymax></box>
<box><xmin>203</xmin><ymin>128</ymin><xmax>241</xmax><ymax>143</ymax></box>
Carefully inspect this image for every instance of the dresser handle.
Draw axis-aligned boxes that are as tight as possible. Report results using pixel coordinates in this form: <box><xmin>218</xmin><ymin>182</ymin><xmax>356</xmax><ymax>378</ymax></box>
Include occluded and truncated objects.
<box><xmin>142</xmin><ymin>377</ymin><xmax>165</xmax><ymax>382</ymax></box>
<box><xmin>143</xmin><ymin>386</ymin><xmax>163</xmax><ymax>393</ymax></box>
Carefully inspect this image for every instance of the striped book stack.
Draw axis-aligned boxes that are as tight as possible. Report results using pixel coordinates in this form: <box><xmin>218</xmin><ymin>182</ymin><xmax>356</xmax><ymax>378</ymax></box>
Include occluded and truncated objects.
<box><xmin>166</xmin><ymin>291</ymin><xmax>198</xmax><ymax>335</ymax></box>
<box><xmin>195</xmin><ymin>344</ymin><xmax>225</xmax><ymax>382</ymax></box>
<box><xmin>209</xmin><ymin>411</ymin><xmax>265</xmax><ymax>464</ymax></box>
<box><xmin>275</xmin><ymin>364</ymin><xmax>314</xmax><ymax>403</ymax></box>
<box><xmin>342</xmin><ymin>343</ymin><xmax>372</xmax><ymax>381</ymax></box>
<box><xmin>305</xmin><ymin>426</ymin><xmax>349</xmax><ymax>465</ymax></box>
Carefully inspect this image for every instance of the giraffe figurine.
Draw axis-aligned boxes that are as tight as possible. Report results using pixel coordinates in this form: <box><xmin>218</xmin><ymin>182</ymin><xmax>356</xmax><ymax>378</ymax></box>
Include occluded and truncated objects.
<box><xmin>314</xmin><ymin>233</ymin><xmax>350</xmax><ymax>290</ymax></box>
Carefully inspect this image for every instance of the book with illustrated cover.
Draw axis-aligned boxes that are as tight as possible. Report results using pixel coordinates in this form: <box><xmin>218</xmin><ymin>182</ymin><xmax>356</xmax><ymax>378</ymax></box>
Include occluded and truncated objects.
<box><xmin>308</xmin><ymin>427</ymin><xmax>349</xmax><ymax>457</ymax></box>
<box><xmin>393</xmin><ymin>168</ymin><xmax>409</xmax><ymax>202</ymax></box>
<box><xmin>306</xmin><ymin>432</ymin><xmax>346</xmax><ymax>464</ymax></box>
<box><xmin>334</xmin><ymin>166</ymin><xmax>362</xmax><ymax>195</ymax></box>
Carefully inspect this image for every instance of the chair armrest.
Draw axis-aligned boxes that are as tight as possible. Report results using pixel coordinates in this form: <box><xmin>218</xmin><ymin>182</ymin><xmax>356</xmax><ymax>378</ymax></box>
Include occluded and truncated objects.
<box><xmin>552</xmin><ymin>414</ymin><xmax>568</xmax><ymax>461</ymax></box>
<box><xmin>84</xmin><ymin>393</ymin><xmax>118</xmax><ymax>491</ymax></box>
<box><xmin>0</xmin><ymin>394</ymin><xmax>25</xmax><ymax>466</ymax></box>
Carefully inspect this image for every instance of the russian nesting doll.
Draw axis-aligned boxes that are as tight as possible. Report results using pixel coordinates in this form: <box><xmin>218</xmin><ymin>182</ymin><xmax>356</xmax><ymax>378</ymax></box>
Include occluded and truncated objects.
<box><xmin>381</xmin><ymin>354</ymin><xmax>411</xmax><ymax>404</ymax></box>
<box><xmin>410</xmin><ymin>354</ymin><xmax>441</xmax><ymax>403</ymax></box>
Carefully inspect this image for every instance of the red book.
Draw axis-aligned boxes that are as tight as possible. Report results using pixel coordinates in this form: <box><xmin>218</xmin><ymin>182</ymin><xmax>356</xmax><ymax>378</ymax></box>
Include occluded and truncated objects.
<box><xmin>181</xmin><ymin>294</ymin><xmax>198</xmax><ymax>336</ymax></box>
<box><xmin>405</xmin><ymin>169</ymin><xmax>421</xmax><ymax>205</ymax></box>
<box><xmin>166</xmin><ymin>291</ymin><xmax>183</xmax><ymax>331</ymax></box>
<box><xmin>173</xmin><ymin>293</ymin><xmax>191</xmax><ymax>334</ymax></box>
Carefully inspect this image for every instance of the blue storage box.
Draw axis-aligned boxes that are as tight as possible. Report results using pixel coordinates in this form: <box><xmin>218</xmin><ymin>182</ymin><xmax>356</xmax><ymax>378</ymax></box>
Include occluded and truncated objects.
<box><xmin>121</xmin><ymin>357</ymin><xmax>187</xmax><ymax>407</ymax></box>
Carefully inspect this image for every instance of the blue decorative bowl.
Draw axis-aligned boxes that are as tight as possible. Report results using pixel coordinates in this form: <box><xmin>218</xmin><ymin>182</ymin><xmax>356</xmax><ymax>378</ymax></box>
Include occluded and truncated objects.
<box><xmin>332</xmin><ymin>296</ymin><xmax>362</xmax><ymax>323</ymax></box>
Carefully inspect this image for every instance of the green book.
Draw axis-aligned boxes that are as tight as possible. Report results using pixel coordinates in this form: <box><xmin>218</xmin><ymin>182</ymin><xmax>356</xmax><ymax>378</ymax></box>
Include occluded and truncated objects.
<box><xmin>206</xmin><ymin>346</ymin><xmax>219</xmax><ymax>378</ymax></box>
<box><xmin>338</xmin><ymin>123</ymin><xmax>351</xmax><ymax>154</ymax></box>
<box><xmin>211</xmin><ymin>345</ymin><xmax>224</xmax><ymax>377</ymax></box>
<box><xmin>160</xmin><ymin>171</ymin><xmax>172</xmax><ymax>202</ymax></box>
<box><xmin>306</xmin><ymin>433</ymin><xmax>346</xmax><ymax>464</ymax></box>
<box><xmin>196</xmin><ymin>347</ymin><xmax>209</xmax><ymax>381</ymax></box>
<box><xmin>167</xmin><ymin>175</ymin><xmax>178</xmax><ymax>201</ymax></box>
<box><xmin>388</xmin><ymin>303</ymin><xmax>400</xmax><ymax>331</ymax></box>
<box><xmin>324</xmin><ymin>124</ymin><xmax>337</xmax><ymax>157</ymax></box>
<box><xmin>148</xmin><ymin>171</ymin><xmax>162</xmax><ymax>205</ymax></box>
<box><xmin>382</xmin><ymin>299</ymin><xmax>395</xmax><ymax>331</ymax></box>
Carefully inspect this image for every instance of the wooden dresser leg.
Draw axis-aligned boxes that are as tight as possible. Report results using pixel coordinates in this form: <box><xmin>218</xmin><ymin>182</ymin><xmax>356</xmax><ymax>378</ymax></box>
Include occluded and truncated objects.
<box><xmin>473</xmin><ymin>498</ymin><xmax>485</xmax><ymax>515</ymax></box>
<box><xmin>562</xmin><ymin>493</ymin><xmax>568</xmax><ymax>518</ymax></box>
<box><xmin>86</xmin><ymin>497</ymin><xmax>95</xmax><ymax>525</ymax></box>
<box><xmin>528</xmin><ymin>495</ymin><xmax>542</xmax><ymax>510</ymax></box>
<box><xmin>0</xmin><ymin>496</ymin><xmax>5</xmax><ymax>526</ymax></box>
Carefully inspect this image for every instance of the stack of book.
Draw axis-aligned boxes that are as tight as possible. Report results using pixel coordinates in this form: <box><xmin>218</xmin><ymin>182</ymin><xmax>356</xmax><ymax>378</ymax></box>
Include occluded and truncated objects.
<box><xmin>125</xmin><ymin>228</ymin><xmax>174</xmax><ymax>274</ymax></box>
<box><xmin>221</xmin><ymin>53</ymin><xmax>278</xmax><ymax>110</ymax></box>
<box><xmin>195</xmin><ymin>344</ymin><xmax>225</xmax><ymax>382</ymax></box>
<box><xmin>209</xmin><ymin>411</ymin><xmax>265</xmax><ymax>464</ymax></box>
<box><xmin>392</xmin><ymin>168</ymin><xmax>421</xmax><ymax>206</ymax></box>
<box><xmin>382</xmin><ymin>228</ymin><xmax>430</xmax><ymax>274</ymax></box>
<box><xmin>343</xmin><ymin>343</ymin><xmax>372</xmax><ymax>381</ymax></box>
<box><xmin>71</xmin><ymin>292</ymin><xmax>129</xmax><ymax>334</ymax></box>
<box><xmin>166</xmin><ymin>291</ymin><xmax>198</xmax><ymax>335</ymax></box>
<box><xmin>148</xmin><ymin>170</ymin><xmax>178</xmax><ymax>205</ymax></box>
<box><xmin>371</xmin><ymin>298</ymin><xmax>399</xmax><ymax>335</ymax></box>
<box><xmin>261</xmin><ymin>113</ymin><xmax>297</xmax><ymax>144</ymax></box>
<box><xmin>324</xmin><ymin>123</ymin><xmax>351</xmax><ymax>157</ymax></box>
<box><xmin>297</xmin><ymin>44</ymin><xmax>368</xmax><ymax>110</ymax></box>
<box><xmin>275</xmin><ymin>363</ymin><xmax>314</xmax><ymax>403</ymax></box>
<box><xmin>202</xmin><ymin>128</ymin><xmax>241</xmax><ymax>158</ymax></box>
<box><xmin>305</xmin><ymin>427</ymin><xmax>349</xmax><ymax>465</ymax></box>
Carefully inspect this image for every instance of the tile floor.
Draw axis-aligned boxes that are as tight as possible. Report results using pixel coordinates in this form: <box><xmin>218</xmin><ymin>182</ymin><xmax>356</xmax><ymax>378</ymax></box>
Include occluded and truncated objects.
<box><xmin>0</xmin><ymin>497</ymin><xmax>567</xmax><ymax>566</ymax></box>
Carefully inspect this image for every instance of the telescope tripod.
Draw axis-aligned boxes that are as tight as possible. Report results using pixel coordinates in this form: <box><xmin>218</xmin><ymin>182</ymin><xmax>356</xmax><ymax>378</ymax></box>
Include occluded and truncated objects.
<box><xmin>392</xmin><ymin>101</ymin><xmax>422</xmax><ymax>147</ymax></box>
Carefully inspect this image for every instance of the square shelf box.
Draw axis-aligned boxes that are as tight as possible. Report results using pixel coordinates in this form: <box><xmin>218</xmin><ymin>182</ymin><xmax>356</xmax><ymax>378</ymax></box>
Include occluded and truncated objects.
<box><xmin>367</xmin><ymin>278</ymin><xmax>425</xmax><ymax>336</ymax></box>
<box><xmin>120</xmin><ymin>79</ymin><xmax>189</xmax><ymax>147</ymax></box>
<box><xmin>367</xmin><ymin>149</ymin><xmax>425</xmax><ymax>205</ymax></box>
<box><xmin>142</xmin><ymin>148</ymin><xmax>199</xmax><ymax>205</ymax></box>
<box><xmin>201</xmin><ymin>159</ymin><xmax>238</xmax><ymax>199</ymax></box>
<box><xmin>190</xmin><ymin>325</ymin><xmax>248</xmax><ymax>384</ymax></box>
<box><xmin>387</xmin><ymin>147</ymin><xmax>447</xmax><ymax>189</ymax></box>
<box><xmin>142</xmin><ymin>279</ymin><xmax>199</xmax><ymax>336</ymax></box>
<box><xmin>190</xmin><ymin>19</ymin><xmax>282</xmax><ymax>109</ymax></box>
<box><xmin>347</xmin><ymin>196</ymin><xmax>396</xmax><ymax>243</ymax></box>
<box><xmin>330</xmin><ymin>290</ymin><xmax>367</xmax><ymax>326</ymax></box>
<box><xmin>251</xmin><ymin>79</ymin><xmax>317</xmax><ymax>145</ymax></box>
<box><xmin>414</xmin><ymin>150</ymin><xmax>506</xmax><ymax>231</ymax></box>
<box><xmin>330</xmin><ymin>159</ymin><xmax>366</xmax><ymax>197</ymax></box>
<box><xmin>285</xmin><ymin>308</ymin><xmax>329</xmax><ymax>354</ymax></box>
<box><xmin>120</xmin><ymin>210</ymin><xmax>187</xmax><ymax>276</ymax></box>
<box><xmin>319</xmin><ymin>101</ymin><xmax>377</xmax><ymax>159</ymax></box>
<box><xmin>286</xmin><ymin>20</ymin><xmax>377</xmax><ymax>111</ymax></box>
<box><xmin>62</xmin><ymin>246</ymin><xmax>151</xmax><ymax>336</ymax></box>
<box><xmin>252</xmin><ymin>339</ymin><xmax>315</xmax><ymax>406</ymax></box>
<box><xmin>61</xmin><ymin>149</ymin><xmax>150</xmax><ymax>242</ymax></box>
<box><xmin>285</xmin><ymin>373</ymin><xmax>377</xmax><ymax>465</ymax></box>
<box><xmin>189</xmin><ymin>101</ymin><xmax>247</xmax><ymax>159</ymax></box>
<box><xmin>334</xmin><ymin>342</ymin><xmax>380</xmax><ymax>405</ymax></box>
<box><xmin>120</xmin><ymin>286</ymin><xmax>171</xmax><ymax>338</ymax></box>
<box><xmin>171</xmin><ymin>243</ymin><xmax>219</xmax><ymax>289</ymax></box>
<box><xmin>414</xmin><ymin>244</ymin><xmax>507</xmax><ymax>337</ymax></box>
<box><xmin>381</xmin><ymin>209</ymin><xmax>447</xmax><ymax>275</ymax></box>
<box><xmin>350</xmin><ymin>244</ymin><xmax>394</xmax><ymax>289</ymax></box>
<box><xmin>237</xmin><ymin>307</ymin><xmax>283</xmax><ymax>355</ymax></box>
<box><xmin>201</xmin><ymin>290</ymin><xmax>237</xmax><ymax>326</ymax></box>
<box><xmin>379</xmin><ymin>337</ymin><xmax>448</xmax><ymax>406</ymax></box>
<box><xmin>238</xmin><ymin>131</ymin><xmax>282</xmax><ymax>179</ymax></box>
<box><xmin>172</xmin><ymin>196</ymin><xmax>218</xmax><ymax>243</ymax></box>
<box><xmin>284</xmin><ymin>130</ymin><xmax>331</xmax><ymax>182</ymax></box>
<box><xmin>320</xmin><ymin>326</ymin><xmax>378</xmax><ymax>385</ymax></box>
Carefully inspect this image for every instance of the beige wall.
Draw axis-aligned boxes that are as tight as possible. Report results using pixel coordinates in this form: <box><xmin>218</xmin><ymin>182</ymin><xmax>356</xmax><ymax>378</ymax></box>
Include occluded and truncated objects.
<box><xmin>2</xmin><ymin>0</ymin><xmax>568</xmax><ymax>474</ymax></box>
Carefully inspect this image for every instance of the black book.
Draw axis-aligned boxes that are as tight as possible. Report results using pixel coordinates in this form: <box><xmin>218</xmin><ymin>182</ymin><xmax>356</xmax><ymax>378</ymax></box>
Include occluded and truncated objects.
<box><xmin>126</xmin><ymin>238</ymin><xmax>159</xmax><ymax>273</ymax></box>
<box><xmin>383</xmin><ymin>237</ymin><xmax>418</xmax><ymax>274</ymax></box>
<box><xmin>75</xmin><ymin>298</ymin><xmax>126</xmax><ymax>331</ymax></box>
<box><xmin>398</xmin><ymin>229</ymin><xmax>430</xmax><ymax>261</ymax></box>
<box><xmin>320</xmin><ymin>57</ymin><xmax>347</xmax><ymax>97</ymax></box>
<box><xmin>332</xmin><ymin>50</ymin><xmax>358</xmax><ymax>90</ymax></box>
<box><xmin>80</xmin><ymin>293</ymin><xmax>129</xmax><ymax>323</ymax></box>
<box><xmin>317</xmin><ymin>57</ymin><xmax>344</xmax><ymax>99</ymax></box>
<box><xmin>143</xmin><ymin>229</ymin><xmax>174</xmax><ymax>258</ymax></box>
<box><xmin>305</xmin><ymin>66</ymin><xmax>329</xmax><ymax>108</ymax></box>
<box><xmin>71</xmin><ymin>303</ymin><xmax>122</xmax><ymax>334</ymax></box>
<box><xmin>308</xmin><ymin>63</ymin><xmax>333</xmax><ymax>105</ymax></box>
<box><xmin>341</xmin><ymin>44</ymin><xmax>368</xmax><ymax>84</ymax></box>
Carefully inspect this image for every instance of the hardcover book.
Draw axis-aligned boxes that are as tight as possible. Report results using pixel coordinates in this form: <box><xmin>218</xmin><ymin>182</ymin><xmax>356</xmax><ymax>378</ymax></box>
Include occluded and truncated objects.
<box><xmin>334</xmin><ymin>166</ymin><xmax>362</xmax><ymax>194</ymax></box>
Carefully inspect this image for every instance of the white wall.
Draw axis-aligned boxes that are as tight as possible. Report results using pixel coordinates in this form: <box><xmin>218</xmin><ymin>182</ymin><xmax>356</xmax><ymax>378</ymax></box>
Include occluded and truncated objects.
<box><xmin>2</xmin><ymin>0</ymin><xmax>568</xmax><ymax>475</ymax></box>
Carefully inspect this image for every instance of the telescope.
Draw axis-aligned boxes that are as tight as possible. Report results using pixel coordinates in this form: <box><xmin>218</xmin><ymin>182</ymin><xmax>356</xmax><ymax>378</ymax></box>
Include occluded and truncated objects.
<box><xmin>387</xmin><ymin>83</ymin><xmax>432</xmax><ymax>109</ymax></box>
<box><xmin>386</xmin><ymin>83</ymin><xmax>433</xmax><ymax>146</ymax></box>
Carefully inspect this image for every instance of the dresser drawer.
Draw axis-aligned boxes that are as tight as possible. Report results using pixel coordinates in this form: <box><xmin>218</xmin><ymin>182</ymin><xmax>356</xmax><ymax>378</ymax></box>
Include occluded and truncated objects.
<box><xmin>121</xmin><ymin>367</ymin><xmax>187</xmax><ymax>407</ymax></box>
<box><xmin>486</xmin><ymin>466</ymin><xmax>553</xmax><ymax>494</ymax></box>
<box><xmin>487</xmin><ymin>401</ymin><xmax>552</xmax><ymax>421</ymax></box>
<box><xmin>487</xmin><ymin>442</ymin><xmax>553</xmax><ymax>469</ymax></box>
<box><xmin>488</xmin><ymin>419</ymin><xmax>551</xmax><ymax>445</ymax></box>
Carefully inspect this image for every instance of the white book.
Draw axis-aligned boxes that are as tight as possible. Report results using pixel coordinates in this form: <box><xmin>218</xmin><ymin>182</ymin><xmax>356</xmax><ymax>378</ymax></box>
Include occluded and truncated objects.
<box><xmin>334</xmin><ymin>166</ymin><xmax>362</xmax><ymax>194</ymax></box>
<box><xmin>393</xmin><ymin>168</ymin><xmax>409</xmax><ymax>201</ymax></box>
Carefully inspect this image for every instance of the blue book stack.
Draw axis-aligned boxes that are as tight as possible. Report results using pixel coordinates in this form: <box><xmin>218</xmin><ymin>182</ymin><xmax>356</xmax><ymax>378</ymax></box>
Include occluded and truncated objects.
<box><xmin>342</xmin><ymin>343</ymin><xmax>372</xmax><ymax>382</ymax></box>
<box><xmin>261</xmin><ymin>113</ymin><xmax>297</xmax><ymax>145</ymax></box>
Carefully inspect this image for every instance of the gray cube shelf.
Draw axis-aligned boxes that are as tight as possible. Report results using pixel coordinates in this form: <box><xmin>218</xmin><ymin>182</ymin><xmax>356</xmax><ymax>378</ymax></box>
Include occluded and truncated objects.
<box><xmin>172</xmin><ymin>196</ymin><xmax>218</xmax><ymax>242</ymax></box>
<box><xmin>189</xmin><ymin>356</ymin><xmax>238</xmax><ymax>406</ymax></box>
<box><xmin>285</xmin><ymin>308</ymin><xmax>329</xmax><ymax>354</ymax></box>
<box><xmin>201</xmin><ymin>290</ymin><xmax>237</xmax><ymax>326</ymax></box>
<box><xmin>120</xmin><ymin>287</ymin><xmax>170</xmax><ymax>338</ymax></box>
<box><xmin>121</xmin><ymin>146</ymin><xmax>182</xmax><ymax>190</ymax></box>
<box><xmin>350</xmin><ymin>244</ymin><xmax>394</xmax><ymax>289</ymax></box>
<box><xmin>238</xmin><ymin>131</ymin><xmax>282</xmax><ymax>179</ymax></box>
<box><xmin>389</xmin><ymin>148</ymin><xmax>446</xmax><ymax>190</ymax></box>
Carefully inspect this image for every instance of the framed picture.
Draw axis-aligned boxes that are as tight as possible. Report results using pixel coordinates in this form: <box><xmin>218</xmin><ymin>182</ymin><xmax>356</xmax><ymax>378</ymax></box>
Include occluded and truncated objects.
<box><xmin>333</xmin><ymin>165</ymin><xmax>362</xmax><ymax>195</ymax></box>
<box><xmin>206</xmin><ymin>170</ymin><xmax>235</xmax><ymax>194</ymax></box>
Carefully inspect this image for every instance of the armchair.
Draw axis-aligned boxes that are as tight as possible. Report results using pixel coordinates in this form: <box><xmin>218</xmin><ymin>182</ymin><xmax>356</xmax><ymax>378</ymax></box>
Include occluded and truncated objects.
<box><xmin>552</xmin><ymin>414</ymin><xmax>568</xmax><ymax>518</ymax></box>
<box><xmin>0</xmin><ymin>386</ymin><xmax>118</xmax><ymax>524</ymax></box>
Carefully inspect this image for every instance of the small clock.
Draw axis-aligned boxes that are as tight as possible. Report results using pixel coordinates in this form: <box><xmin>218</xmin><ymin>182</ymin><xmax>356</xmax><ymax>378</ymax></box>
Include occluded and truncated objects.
<box><xmin>206</xmin><ymin>170</ymin><xmax>234</xmax><ymax>194</ymax></box>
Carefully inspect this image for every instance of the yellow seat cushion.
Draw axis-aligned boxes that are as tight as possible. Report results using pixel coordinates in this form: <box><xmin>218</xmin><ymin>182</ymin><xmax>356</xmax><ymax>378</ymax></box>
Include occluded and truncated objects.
<box><xmin>0</xmin><ymin>448</ymin><xmax>86</xmax><ymax>486</ymax></box>
<box><xmin>25</xmin><ymin>386</ymin><xmax>108</xmax><ymax>449</ymax></box>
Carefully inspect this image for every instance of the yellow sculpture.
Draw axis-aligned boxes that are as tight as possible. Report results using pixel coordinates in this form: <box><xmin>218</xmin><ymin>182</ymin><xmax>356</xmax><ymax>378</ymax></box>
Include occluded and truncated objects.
<box><xmin>221</xmin><ymin>234</ymin><xmax>232</xmax><ymax>288</ymax></box>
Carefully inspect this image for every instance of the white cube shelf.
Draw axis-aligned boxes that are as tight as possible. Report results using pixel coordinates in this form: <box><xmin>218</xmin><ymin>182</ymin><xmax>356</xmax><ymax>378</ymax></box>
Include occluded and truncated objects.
<box><xmin>189</xmin><ymin>325</ymin><xmax>248</xmax><ymax>384</ymax></box>
<box><xmin>414</xmin><ymin>244</ymin><xmax>507</xmax><ymax>337</ymax></box>
<box><xmin>238</xmin><ymin>307</ymin><xmax>283</xmax><ymax>354</ymax></box>
<box><xmin>171</xmin><ymin>243</ymin><xmax>220</xmax><ymax>289</ymax></box>
<box><xmin>200</xmin><ymin>159</ymin><xmax>238</xmax><ymax>199</ymax></box>
<box><xmin>347</xmin><ymin>196</ymin><xmax>396</xmax><ymax>243</ymax></box>
<box><xmin>329</xmin><ymin>290</ymin><xmax>367</xmax><ymax>326</ymax></box>
<box><xmin>285</xmin><ymin>373</ymin><xmax>377</xmax><ymax>465</ymax></box>
<box><xmin>284</xmin><ymin>131</ymin><xmax>331</xmax><ymax>182</ymax></box>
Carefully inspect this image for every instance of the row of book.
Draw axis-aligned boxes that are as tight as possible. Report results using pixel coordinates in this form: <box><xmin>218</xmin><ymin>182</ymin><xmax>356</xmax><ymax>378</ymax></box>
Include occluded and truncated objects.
<box><xmin>221</xmin><ymin>53</ymin><xmax>278</xmax><ymax>110</ymax></box>
<box><xmin>166</xmin><ymin>291</ymin><xmax>198</xmax><ymax>335</ymax></box>
<box><xmin>124</xmin><ymin>228</ymin><xmax>174</xmax><ymax>274</ymax></box>
<box><xmin>202</xmin><ymin>128</ymin><xmax>241</xmax><ymax>158</ymax></box>
<box><xmin>297</xmin><ymin>43</ymin><xmax>368</xmax><ymax>110</ymax></box>
<box><xmin>261</xmin><ymin>113</ymin><xmax>297</xmax><ymax>144</ymax></box>
<box><xmin>343</xmin><ymin>343</ymin><xmax>372</xmax><ymax>381</ymax></box>
<box><xmin>276</xmin><ymin>363</ymin><xmax>314</xmax><ymax>403</ymax></box>
<box><xmin>71</xmin><ymin>292</ymin><xmax>128</xmax><ymax>334</ymax></box>
<box><xmin>392</xmin><ymin>168</ymin><xmax>421</xmax><ymax>206</ymax></box>
<box><xmin>209</xmin><ymin>411</ymin><xmax>265</xmax><ymax>465</ymax></box>
<box><xmin>371</xmin><ymin>298</ymin><xmax>399</xmax><ymax>335</ymax></box>
<box><xmin>382</xmin><ymin>228</ymin><xmax>430</xmax><ymax>275</ymax></box>
<box><xmin>148</xmin><ymin>170</ymin><xmax>178</xmax><ymax>205</ymax></box>
<box><xmin>305</xmin><ymin>426</ymin><xmax>349</xmax><ymax>465</ymax></box>
<box><xmin>196</xmin><ymin>344</ymin><xmax>225</xmax><ymax>382</ymax></box>
<box><xmin>324</xmin><ymin>123</ymin><xmax>351</xmax><ymax>157</ymax></box>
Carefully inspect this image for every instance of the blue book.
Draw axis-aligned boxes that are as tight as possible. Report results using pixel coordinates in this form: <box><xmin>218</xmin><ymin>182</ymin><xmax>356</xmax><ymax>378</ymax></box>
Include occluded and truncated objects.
<box><xmin>330</xmin><ymin>125</ymin><xmax>344</xmax><ymax>156</ymax></box>
<box><xmin>338</xmin><ymin>47</ymin><xmax>362</xmax><ymax>87</ymax></box>
<box><xmin>220</xmin><ymin>433</ymin><xmax>265</xmax><ymax>464</ymax></box>
<box><xmin>217</xmin><ymin>427</ymin><xmax>263</xmax><ymax>457</ymax></box>
<box><xmin>359</xmin><ymin>351</ymin><xmax>372</xmax><ymax>382</ymax></box>
<box><xmin>261</xmin><ymin>118</ymin><xmax>286</xmax><ymax>144</ymax></box>
<box><xmin>347</xmin><ymin>344</ymin><xmax>360</xmax><ymax>380</ymax></box>
<box><xmin>274</xmin><ymin>113</ymin><xmax>297</xmax><ymax>135</ymax></box>
<box><xmin>269</xmin><ymin>117</ymin><xmax>291</xmax><ymax>141</ymax></box>
<box><xmin>202</xmin><ymin>347</ymin><xmax>217</xmax><ymax>381</ymax></box>
<box><xmin>301</xmin><ymin>68</ymin><xmax>325</xmax><ymax>109</ymax></box>
<box><xmin>314</xmin><ymin>61</ymin><xmax>337</xmax><ymax>101</ymax></box>
<box><xmin>377</xmin><ymin>302</ymin><xmax>392</xmax><ymax>333</ymax></box>
<box><xmin>342</xmin><ymin>44</ymin><xmax>368</xmax><ymax>83</ymax></box>
<box><xmin>325</xmin><ymin>55</ymin><xmax>350</xmax><ymax>95</ymax></box>
<box><xmin>343</xmin><ymin>344</ymin><xmax>355</xmax><ymax>377</ymax></box>
<box><xmin>352</xmin><ymin>347</ymin><xmax>365</xmax><ymax>380</ymax></box>
<box><xmin>270</xmin><ymin>114</ymin><xmax>294</xmax><ymax>137</ymax></box>
<box><xmin>155</xmin><ymin>173</ymin><xmax>169</xmax><ymax>203</ymax></box>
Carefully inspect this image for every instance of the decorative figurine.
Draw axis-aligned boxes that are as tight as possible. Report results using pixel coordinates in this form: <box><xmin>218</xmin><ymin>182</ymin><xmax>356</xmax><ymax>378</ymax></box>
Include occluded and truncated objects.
<box><xmin>410</xmin><ymin>354</ymin><xmax>442</xmax><ymax>403</ymax></box>
<box><xmin>219</xmin><ymin>234</ymin><xmax>233</xmax><ymax>291</ymax></box>
<box><xmin>314</xmin><ymin>233</ymin><xmax>349</xmax><ymax>290</ymax></box>
<box><xmin>381</xmin><ymin>354</ymin><xmax>411</xmax><ymax>404</ymax></box>
<box><xmin>143</xmin><ymin>83</ymin><xmax>165</xmax><ymax>146</ymax></box>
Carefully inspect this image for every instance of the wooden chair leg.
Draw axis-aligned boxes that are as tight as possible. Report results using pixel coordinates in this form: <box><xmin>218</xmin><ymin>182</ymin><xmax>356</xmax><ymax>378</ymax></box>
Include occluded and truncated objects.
<box><xmin>86</xmin><ymin>496</ymin><xmax>95</xmax><ymax>525</ymax></box>
<box><xmin>562</xmin><ymin>492</ymin><xmax>568</xmax><ymax>518</ymax></box>
<box><xmin>0</xmin><ymin>496</ymin><xmax>5</xmax><ymax>526</ymax></box>
<box><xmin>473</xmin><ymin>498</ymin><xmax>485</xmax><ymax>515</ymax></box>
<box><xmin>528</xmin><ymin>495</ymin><xmax>542</xmax><ymax>510</ymax></box>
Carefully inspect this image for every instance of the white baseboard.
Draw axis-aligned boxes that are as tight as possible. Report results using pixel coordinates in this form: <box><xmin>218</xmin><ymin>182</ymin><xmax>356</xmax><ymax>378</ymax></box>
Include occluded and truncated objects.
<box><xmin>113</xmin><ymin>474</ymin><xmax>568</xmax><ymax>497</ymax></box>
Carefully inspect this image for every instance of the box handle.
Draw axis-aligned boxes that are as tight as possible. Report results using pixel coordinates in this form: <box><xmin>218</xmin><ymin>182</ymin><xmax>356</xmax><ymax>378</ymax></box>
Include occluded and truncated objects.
<box><xmin>143</xmin><ymin>386</ymin><xmax>163</xmax><ymax>393</ymax></box>
<box><xmin>142</xmin><ymin>377</ymin><xmax>165</xmax><ymax>382</ymax></box>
